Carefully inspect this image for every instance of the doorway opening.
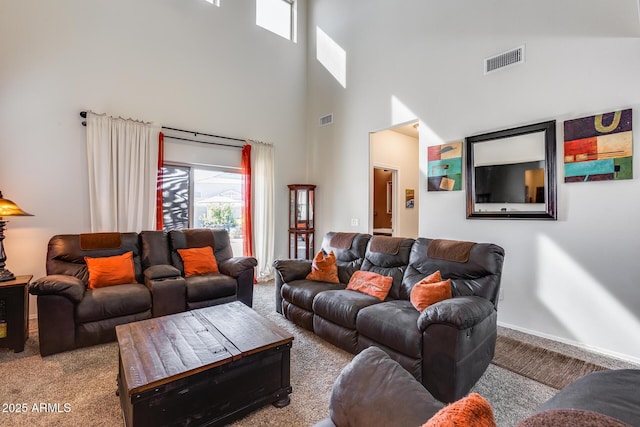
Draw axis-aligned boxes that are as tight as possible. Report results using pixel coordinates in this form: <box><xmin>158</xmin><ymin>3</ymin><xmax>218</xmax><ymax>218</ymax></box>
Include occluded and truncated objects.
<box><xmin>372</xmin><ymin>167</ymin><xmax>396</xmax><ymax>236</ymax></box>
<box><xmin>369</xmin><ymin>121</ymin><xmax>419</xmax><ymax>238</ymax></box>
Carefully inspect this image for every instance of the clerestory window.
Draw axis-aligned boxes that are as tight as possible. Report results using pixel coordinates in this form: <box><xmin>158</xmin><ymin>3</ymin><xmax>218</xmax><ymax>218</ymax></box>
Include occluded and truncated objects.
<box><xmin>256</xmin><ymin>0</ymin><xmax>296</xmax><ymax>41</ymax></box>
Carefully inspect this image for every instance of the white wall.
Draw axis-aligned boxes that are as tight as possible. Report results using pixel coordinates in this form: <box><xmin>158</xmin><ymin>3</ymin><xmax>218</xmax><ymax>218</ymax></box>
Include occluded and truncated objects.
<box><xmin>307</xmin><ymin>0</ymin><xmax>640</xmax><ymax>361</ymax></box>
<box><xmin>370</xmin><ymin>129</ymin><xmax>419</xmax><ymax>238</ymax></box>
<box><xmin>0</xmin><ymin>0</ymin><xmax>308</xmax><ymax>316</ymax></box>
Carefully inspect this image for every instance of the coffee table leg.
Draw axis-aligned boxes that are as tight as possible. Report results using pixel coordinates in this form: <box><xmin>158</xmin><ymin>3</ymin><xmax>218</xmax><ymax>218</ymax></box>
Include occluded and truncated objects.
<box><xmin>272</xmin><ymin>396</ymin><xmax>290</xmax><ymax>408</ymax></box>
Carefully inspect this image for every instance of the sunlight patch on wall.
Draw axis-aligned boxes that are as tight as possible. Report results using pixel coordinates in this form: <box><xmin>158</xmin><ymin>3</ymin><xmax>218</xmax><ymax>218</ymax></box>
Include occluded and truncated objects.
<box><xmin>391</xmin><ymin>96</ymin><xmax>418</xmax><ymax>126</ymax></box>
<box><xmin>537</xmin><ymin>234</ymin><xmax>640</xmax><ymax>356</ymax></box>
<box><xmin>416</xmin><ymin>120</ymin><xmax>444</xmax><ymax>148</ymax></box>
<box><xmin>316</xmin><ymin>27</ymin><xmax>346</xmax><ymax>88</ymax></box>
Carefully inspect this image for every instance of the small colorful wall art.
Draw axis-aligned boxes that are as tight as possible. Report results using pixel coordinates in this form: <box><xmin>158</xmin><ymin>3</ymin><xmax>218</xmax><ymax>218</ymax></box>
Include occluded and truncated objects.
<box><xmin>427</xmin><ymin>141</ymin><xmax>462</xmax><ymax>191</ymax></box>
<box><xmin>405</xmin><ymin>189</ymin><xmax>415</xmax><ymax>208</ymax></box>
<box><xmin>564</xmin><ymin>109</ymin><xmax>633</xmax><ymax>182</ymax></box>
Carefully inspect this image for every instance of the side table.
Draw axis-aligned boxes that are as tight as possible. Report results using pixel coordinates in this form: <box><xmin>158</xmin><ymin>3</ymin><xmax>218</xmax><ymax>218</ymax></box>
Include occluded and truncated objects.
<box><xmin>0</xmin><ymin>275</ymin><xmax>32</xmax><ymax>352</ymax></box>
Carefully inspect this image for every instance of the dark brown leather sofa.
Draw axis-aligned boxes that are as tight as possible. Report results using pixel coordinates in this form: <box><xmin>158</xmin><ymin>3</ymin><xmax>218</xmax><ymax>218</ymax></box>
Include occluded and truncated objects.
<box><xmin>29</xmin><ymin>229</ymin><xmax>257</xmax><ymax>356</ymax></box>
<box><xmin>316</xmin><ymin>346</ymin><xmax>640</xmax><ymax>426</ymax></box>
<box><xmin>274</xmin><ymin>232</ymin><xmax>505</xmax><ymax>403</ymax></box>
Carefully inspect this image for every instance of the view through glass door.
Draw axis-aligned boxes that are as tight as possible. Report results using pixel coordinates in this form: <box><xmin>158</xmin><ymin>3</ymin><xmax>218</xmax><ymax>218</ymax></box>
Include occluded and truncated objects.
<box><xmin>161</xmin><ymin>165</ymin><xmax>243</xmax><ymax>256</ymax></box>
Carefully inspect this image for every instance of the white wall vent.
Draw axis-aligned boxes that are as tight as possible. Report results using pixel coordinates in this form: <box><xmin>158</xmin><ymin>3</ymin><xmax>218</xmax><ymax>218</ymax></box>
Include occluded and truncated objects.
<box><xmin>319</xmin><ymin>113</ymin><xmax>334</xmax><ymax>127</ymax></box>
<box><xmin>484</xmin><ymin>45</ymin><xmax>525</xmax><ymax>75</ymax></box>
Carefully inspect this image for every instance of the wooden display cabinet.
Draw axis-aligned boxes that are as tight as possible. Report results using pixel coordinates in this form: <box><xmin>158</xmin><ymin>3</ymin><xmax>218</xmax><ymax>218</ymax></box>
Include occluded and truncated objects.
<box><xmin>288</xmin><ymin>185</ymin><xmax>315</xmax><ymax>260</ymax></box>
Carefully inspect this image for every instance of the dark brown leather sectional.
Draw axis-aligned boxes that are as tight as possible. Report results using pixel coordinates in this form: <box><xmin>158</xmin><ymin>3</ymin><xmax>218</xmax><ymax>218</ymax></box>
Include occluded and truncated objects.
<box><xmin>29</xmin><ymin>229</ymin><xmax>257</xmax><ymax>356</ymax></box>
<box><xmin>274</xmin><ymin>232</ymin><xmax>505</xmax><ymax>403</ymax></box>
<box><xmin>317</xmin><ymin>346</ymin><xmax>640</xmax><ymax>426</ymax></box>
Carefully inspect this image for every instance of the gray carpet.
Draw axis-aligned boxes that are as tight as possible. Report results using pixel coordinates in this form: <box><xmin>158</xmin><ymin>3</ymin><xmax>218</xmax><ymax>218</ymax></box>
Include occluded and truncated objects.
<box><xmin>0</xmin><ymin>282</ymin><xmax>634</xmax><ymax>426</ymax></box>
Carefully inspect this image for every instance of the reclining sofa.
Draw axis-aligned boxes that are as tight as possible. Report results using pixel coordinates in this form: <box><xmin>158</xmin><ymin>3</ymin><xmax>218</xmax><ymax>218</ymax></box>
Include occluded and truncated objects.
<box><xmin>29</xmin><ymin>228</ymin><xmax>257</xmax><ymax>356</ymax></box>
<box><xmin>317</xmin><ymin>346</ymin><xmax>640</xmax><ymax>426</ymax></box>
<box><xmin>274</xmin><ymin>232</ymin><xmax>505</xmax><ymax>403</ymax></box>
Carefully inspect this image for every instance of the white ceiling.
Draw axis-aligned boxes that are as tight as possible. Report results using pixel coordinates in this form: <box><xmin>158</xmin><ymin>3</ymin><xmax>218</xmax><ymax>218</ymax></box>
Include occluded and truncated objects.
<box><xmin>390</xmin><ymin>122</ymin><xmax>419</xmax><ymax>139</ymax></box>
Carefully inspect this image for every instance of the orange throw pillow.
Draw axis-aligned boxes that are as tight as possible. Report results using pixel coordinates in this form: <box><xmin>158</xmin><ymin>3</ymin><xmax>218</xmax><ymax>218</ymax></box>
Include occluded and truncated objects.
<box><xmin>423</xmin><ymin>393</ymin><xmax>496</xmax><ymax>427</ymax></box>
<box><xmin>346</xmin><ymin>270</ymin><xmax>393</xmax><ymax>301</ymax></box>
<box><xmin>84</xmin><ymin>251</ymin><xmax>137</xmax><ymax>290</ymax></box>
<box><xmin>410</xmin><ymin>271</ymin><xmax>452</xmax><ymax>312</ymax></box>
<box><xmin>178</xmin><ymin>247</ymin><xmax>219</xmax><ymax>277</ymax></box>
<box><xmin>306</xmin><ymin>250</ymin><xmax>340</xmax><ymax>283</ymax></box>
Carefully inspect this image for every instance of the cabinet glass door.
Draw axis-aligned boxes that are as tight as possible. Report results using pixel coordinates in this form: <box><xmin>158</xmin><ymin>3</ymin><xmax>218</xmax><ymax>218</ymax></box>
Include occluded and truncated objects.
<box><xmin>288</xmin><ymin>185</ymin><xmax>316</xmax><ymax>259</ymax></box>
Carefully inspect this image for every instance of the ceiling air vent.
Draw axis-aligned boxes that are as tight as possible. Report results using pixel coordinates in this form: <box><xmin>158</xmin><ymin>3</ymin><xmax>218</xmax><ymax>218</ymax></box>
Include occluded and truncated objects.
<box><xmin>485</xmin><ymin>45</ymin><xmax>525</xmax><ymax>75</ymax></box>
<box><xmin>319</xmin><ymin>113</ymin><xmax>333</xmax><ymax>127</ymax></box>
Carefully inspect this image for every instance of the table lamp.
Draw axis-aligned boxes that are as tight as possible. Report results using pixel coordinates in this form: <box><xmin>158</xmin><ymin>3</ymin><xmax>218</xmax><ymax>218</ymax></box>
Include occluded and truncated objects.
<box><xmin>0</xmin><ymin>191</ymin><xmax>33</xmax><ymax>282</ymax></box>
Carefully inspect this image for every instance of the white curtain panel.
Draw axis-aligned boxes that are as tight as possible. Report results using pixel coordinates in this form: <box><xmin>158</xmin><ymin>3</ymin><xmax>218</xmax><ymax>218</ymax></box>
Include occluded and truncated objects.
<box><xmin>87</xmin><ymin>112</ymin><xmax>160</xmax><ymax>232</ymax></box>
<box><xmin>249</xmin><ymin>140</ymin><xmax>275</xmax><ymax>282</ymax></box>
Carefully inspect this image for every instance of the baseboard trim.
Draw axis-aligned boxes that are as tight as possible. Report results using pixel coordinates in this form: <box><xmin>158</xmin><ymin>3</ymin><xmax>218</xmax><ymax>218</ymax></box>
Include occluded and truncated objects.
<box><xmin>497</xmin><ymin>321</ymin><xmax>640</xmax><ymax>366</ymax></box>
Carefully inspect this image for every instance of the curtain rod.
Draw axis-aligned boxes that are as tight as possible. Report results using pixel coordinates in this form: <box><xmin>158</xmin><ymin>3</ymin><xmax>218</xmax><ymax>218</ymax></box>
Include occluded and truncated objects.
<box><xmin>162</xmin><ymin>135</ymin><xmax>243</xmax><ymax>149</ymax></box>
<box><xmin>79</xmin><ymin>111</ymin><xmax>245</xmax><ymax>147</ymax></box>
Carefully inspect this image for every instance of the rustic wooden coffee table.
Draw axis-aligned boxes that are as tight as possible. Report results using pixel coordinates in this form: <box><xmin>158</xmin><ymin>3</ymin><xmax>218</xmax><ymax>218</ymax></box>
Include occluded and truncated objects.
<box><xmin>116</xmin><ymin>301</ymin><xmax>294</xmax><ymax>427</ymax></box>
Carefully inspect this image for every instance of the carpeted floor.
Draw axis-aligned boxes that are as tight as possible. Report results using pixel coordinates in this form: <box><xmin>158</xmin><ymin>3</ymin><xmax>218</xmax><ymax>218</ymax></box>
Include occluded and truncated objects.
<box><xmin>0</xmin><ymin>282</ymin><xmax>637</xmax><ymax>427</ymax></box>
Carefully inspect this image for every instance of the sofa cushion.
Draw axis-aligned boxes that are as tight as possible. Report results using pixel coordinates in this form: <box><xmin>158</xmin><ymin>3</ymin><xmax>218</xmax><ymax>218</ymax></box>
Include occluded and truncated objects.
<box><xmin>423</xmin><ymin>392</ymin><xmax>496</xmax><ymax>427</ymax></box>
<box><xmin>402</xmin><ymin>238</ymin><xmax>504</xmax><ymax>304</ymax></box>
<box><xmin>177</xmin><ymin>246</ymin><xmax>219</xmax><ymax>277</ymax></box>
<box><xmin>185</xmin><ymin>274</ymin><xmax>237</xmax><ymax>302</ymax></box>
<box><xmin>140</xmin><ymin>230</ymin><xmax>171</xmax><ymax>270</ymax></box>
<box><xmin>76</xmin><ymin>284</ymin><xmax>151</xmax><ymax>323</ymax></box>
<box><xmin>346</xmin><ymin>270</ymin><xmax>393</xmax><ymax>301</ymax></box>
<box><xmin>328</xmin><ymin>346</ymin><xmax>443</xmax><ymax>427</ymax></box>
<box><xmin>77</xmin><ymin>311</ymin><xmax>151</xmax><ymax>347</ymax></box>
<box><xmin>357</xmin><ymin>299</ymin><xmax>422</xmax><ymax>358</ymax></box>
<box><xmin>362</xmin><ymin>236</ymin><xmax>414</xmax><ymax>300</ymax></box>
<box><xmin>85</xmin><ymin>251</ymin><xmax>137</xmax><ymax>289</ymax></box>
<box><xmin>170</xmin><ymin>228</ymin><xmax>234</xmax><ymax>272</ymax></box>
<box><xmin>321</xmin><ymin>232</ymin><xmax>371</xmax><ymax>283</ymax></box>
<box><xmin>46</xmin><ymin>232</ymin><xmax>143</xmax><ymax>285</ymax></box>
<box><xmin>281</xmin><ymin>279</ymin><xmax>346</xmax><ymax>311</ymax></box>
<box><xmin>410</xmin><ymin>273</ymin><xmax>452</xmax><ymax>312</ymax></box>
<box><xmin>313</xmin><ymin>289</ymin><xmax>381</xmax><ymax>329</ymax></box>
<box><xmin>306</xmin><ymin>251</ymin><xmax>340</xmax><ymax>284</ymax></box>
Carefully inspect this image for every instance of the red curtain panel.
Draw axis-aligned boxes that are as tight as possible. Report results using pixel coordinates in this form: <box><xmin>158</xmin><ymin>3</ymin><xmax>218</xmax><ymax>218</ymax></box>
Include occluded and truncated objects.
<box><xmin>241</xmin><ymin>144</ymin><xmax>253</xmax><ymax>257</ymax></box>
<box><xmin>156</xmin><ymin>132</ymin><xmax>164</xmax><ymax>230</ymax></box>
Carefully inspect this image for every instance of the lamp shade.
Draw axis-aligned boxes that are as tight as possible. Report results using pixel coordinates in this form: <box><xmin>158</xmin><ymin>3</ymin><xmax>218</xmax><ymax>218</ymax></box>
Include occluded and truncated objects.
<box><xmin>0</xmin><ymin>192</ymin><xmax>33</xmax><ymax>217</ymax></box>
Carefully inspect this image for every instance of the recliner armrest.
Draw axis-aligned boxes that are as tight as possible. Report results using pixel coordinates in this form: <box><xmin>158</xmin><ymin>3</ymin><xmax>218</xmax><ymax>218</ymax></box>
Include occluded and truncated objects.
<box><xmin>28</xmin><ymin>275</ymin><xmax>85</xmax><ymax>303</ymax></box>
<box><xmin>327</xmin><ymin>346</ymin><xmax>443</xmax><ymax>426</ymax></box>
<box><xmin>218</xmin><ymin>256</ymin><xmax>257</xmax><ymax>278</ymax></box>
<box><xmin>144</xmin><ymin>264</ymin><xmax>181</xmax><ymax>281</ymax></box>
<box><xmin>273</xmin><ymin>259</ymin><xmax>312</xmax><ymax>282</ymax></box>
<box><xmin>417</xmin><ymin>296</ymin><xmax>495</xmax><ymax>331</ymax></box>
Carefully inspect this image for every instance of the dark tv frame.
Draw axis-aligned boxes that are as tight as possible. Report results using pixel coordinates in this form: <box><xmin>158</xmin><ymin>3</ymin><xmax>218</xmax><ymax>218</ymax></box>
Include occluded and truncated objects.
<box><xmin>465</xmin><ymin>120</ymin><xmax>557</xmax><ymax>220</ymax></box>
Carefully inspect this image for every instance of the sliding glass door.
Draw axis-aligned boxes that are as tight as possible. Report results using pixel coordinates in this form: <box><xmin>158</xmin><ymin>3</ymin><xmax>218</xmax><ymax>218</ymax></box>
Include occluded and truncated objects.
<box><xmin>161</xmin><ymin>164</ymin><xmax>243</xmax><ymax>256</ymax></box>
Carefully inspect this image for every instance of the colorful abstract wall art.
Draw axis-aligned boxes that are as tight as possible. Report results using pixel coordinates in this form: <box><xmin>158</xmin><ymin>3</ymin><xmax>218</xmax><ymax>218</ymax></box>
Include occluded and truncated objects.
<box><xmin>563</xmin><ymin>109</ymin><xmax>632</xmax><ymax>182</ymax></box>
<box><xmin>405</xmin><ymin>189</ymin><xmax>415</xmax><ymax>208</ymax></box>
<box><xmin>427</xmin><ymin>141</ymin><xmax>462</xmax><ymax>191</ymax></box>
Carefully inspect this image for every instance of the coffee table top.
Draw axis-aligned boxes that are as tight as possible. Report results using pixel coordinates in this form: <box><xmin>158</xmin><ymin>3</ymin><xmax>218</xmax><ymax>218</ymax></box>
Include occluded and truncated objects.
<box><xmin>116</xmin><ymin>301</ymin><xmax>294</xmax><ymax>394</ymax></box>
